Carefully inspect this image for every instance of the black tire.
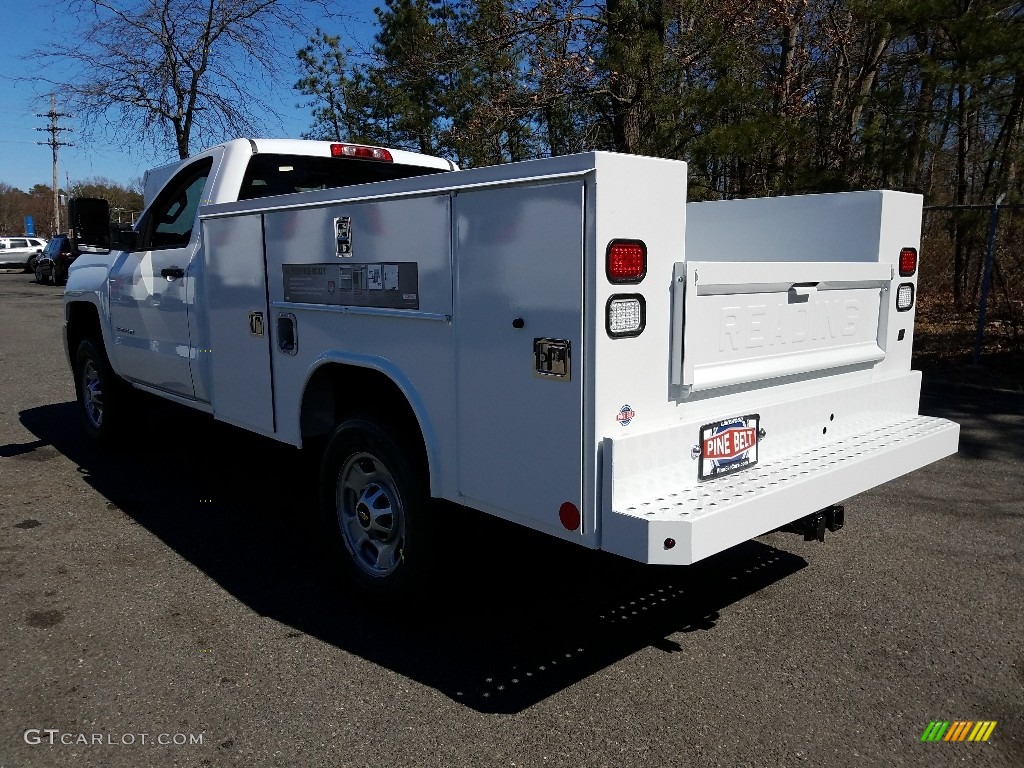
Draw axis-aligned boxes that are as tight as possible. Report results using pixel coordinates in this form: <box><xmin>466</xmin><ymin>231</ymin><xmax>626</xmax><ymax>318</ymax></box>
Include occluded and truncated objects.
<box><xmin>34</xmin><ymin>264</ymin><xmax>50</xmax><ymax>285</ymax></box>
<box><xmin>73</xmin><ymin>337</ymin><xmax>127</xmax><ymax>443</ymax></box>
<box><xmin>26</xmin><ymin>255</ymin><xmax>37</xmax><ymax>274</ymax></box>
<box><xmin>319</xmin><ymin>418</ymin><xmax>434</xmax><ymax>602</ymax></box>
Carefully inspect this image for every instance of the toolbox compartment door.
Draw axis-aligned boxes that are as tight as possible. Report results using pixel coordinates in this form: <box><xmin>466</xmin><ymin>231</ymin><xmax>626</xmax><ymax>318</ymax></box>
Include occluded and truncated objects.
<box><xmin>202</xmin><ymin>213</ymin><xmax>276</xmax><ymax>435</ymax></box>
<box><xmin>454</xmin><ymin>181</ymin><xmax>585</xmax><ymax>532</ymax></box>
<box><xmin>671</xmin><ymin>261</ymin><xmax>892</xmax><ymax>393</ymax></box>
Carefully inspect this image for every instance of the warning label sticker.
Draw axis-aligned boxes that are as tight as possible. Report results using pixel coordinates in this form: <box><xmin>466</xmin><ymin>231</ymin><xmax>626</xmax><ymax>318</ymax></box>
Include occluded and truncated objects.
<box><xmin>283</xmin><ymin>263</ymin><xmax>419</xmax><ymax>309</ymax></box>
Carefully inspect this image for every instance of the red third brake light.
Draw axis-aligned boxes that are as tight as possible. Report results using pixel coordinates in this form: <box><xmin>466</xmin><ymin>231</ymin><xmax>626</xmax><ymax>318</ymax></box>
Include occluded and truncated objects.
<box><xmin>330</xmin><ymin>143</ymin><xmax>394</xmax><ymax>162</ymax></box>
<box><xmin>899</xmin><ymin>247</ymin><xmax>917</xmax><ymax>277</ymax></box>
<box><xmin>606</xmin><ymin>239</ymin><xmax>647</xmax><ymax>283</ymax></box>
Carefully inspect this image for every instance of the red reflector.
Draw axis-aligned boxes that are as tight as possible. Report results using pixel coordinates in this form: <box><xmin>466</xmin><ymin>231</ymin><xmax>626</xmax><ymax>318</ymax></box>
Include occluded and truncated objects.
<box><xmin>329</xmin><ymin>143</ymin><xmax>394</xmax><ymax>162</ymax></box>
<box><xmin>664</xmin><ymin>538</ymin><xmax>676</xmax><ymax>550</ymax></box>
<box><xmin>899</xmin><ymin>247</ymin><xmax>917</xmax><ymax>277</ymax></box>
<box><xmin>606</xmin><ymin>240</ymin><xmax>647</xmax><ymax>283</ymax></box>
<box><xmin>558</xmin><ymin>502</ymin><xmax>581</xmax><ymax>531</ymax></box>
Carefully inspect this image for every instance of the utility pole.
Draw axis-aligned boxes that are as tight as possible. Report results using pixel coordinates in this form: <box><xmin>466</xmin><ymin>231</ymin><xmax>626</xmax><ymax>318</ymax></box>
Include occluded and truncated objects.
<box><xmin>35</xmin><ymin>94</ymin><xmax>73</xmax><ymax>235</ymax></box>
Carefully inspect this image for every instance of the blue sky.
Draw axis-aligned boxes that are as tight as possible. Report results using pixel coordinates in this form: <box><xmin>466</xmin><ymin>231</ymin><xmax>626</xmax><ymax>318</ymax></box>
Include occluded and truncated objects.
<box><xmin>0</xmin><ymin>0</ymin><xmax>381</xmax><ymax>192</ymax></box>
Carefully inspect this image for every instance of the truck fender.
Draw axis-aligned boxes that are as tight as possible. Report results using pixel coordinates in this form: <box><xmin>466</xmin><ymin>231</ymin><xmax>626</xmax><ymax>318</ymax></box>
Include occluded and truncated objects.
<box><xmin>64</xmin><ymin>253</ymin><xmax>119</xmax><ymax>355</ymax></box>
<box><xmin>298</xmin><ymin>352</ymin><xmax>444</xmax><ymax>497</ymax></box>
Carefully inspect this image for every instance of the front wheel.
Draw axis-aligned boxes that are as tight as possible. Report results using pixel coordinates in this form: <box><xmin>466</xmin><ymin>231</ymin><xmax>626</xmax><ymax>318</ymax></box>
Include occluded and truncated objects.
<box><xmin>34</xmin><ymin>263</ymin><xmax>50</xmax><ymax>284</ymax></box>
<box><xmin>74</xmin><ymin>338</ymin><xmax>127</xmax><ymax>442</ymax></box>
<box><xmin>320</xmin><ymin>418</ymin><xmax>433</xmax><ymax>602</ymax></box>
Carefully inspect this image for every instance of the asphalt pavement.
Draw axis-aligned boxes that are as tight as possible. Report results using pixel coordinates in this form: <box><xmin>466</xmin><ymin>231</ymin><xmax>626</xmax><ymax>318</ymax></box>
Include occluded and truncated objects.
<box><xmin>1</xmin><ymin>270</ymin><xmax>1021</xmax><ymax>767</ymax></box>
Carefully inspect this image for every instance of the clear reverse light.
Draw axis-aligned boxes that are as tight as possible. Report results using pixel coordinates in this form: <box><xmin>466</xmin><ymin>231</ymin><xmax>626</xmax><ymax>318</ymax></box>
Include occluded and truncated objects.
<box><xmin>607</xmin><ymin>295</ymin><xmax>645</xmax><ymax>337</ymax></box>
<box><xmin>896</xmin><ymin>283</ymin><xmax>915</xmax><ymax>311</ymax></box>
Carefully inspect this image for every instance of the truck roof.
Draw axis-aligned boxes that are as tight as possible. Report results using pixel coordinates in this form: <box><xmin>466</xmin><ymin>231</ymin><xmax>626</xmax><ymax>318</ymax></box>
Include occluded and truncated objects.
<box><xmin>142</xmin><ymin>160</ymin><xmax>184</xmax><ymax>208</ymax></box>
<box><xmin>142</xmin><ymin>138</ymin><xmax>457</xmax><ymax>208</ymax></box>
<box><xmin>246</xmin><ymin>139</ymin><xmax>457</xmax><ymax>172</ymax></box>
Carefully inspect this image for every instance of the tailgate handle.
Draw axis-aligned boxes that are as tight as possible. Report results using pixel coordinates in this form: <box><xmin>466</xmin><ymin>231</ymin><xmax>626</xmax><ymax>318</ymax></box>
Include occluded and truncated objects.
<box><xmin>788</xmin><ymin>283</ymin><xmax>818</xmax><ymax>303</ymax></box>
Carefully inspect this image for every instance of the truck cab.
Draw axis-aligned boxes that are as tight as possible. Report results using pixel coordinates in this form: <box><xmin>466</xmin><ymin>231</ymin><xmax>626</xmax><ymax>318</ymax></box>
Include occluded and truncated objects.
<box><xmin>68</xmin><ymin>138</ymin><xmax>454</xmax><ymax>402</ymax></box>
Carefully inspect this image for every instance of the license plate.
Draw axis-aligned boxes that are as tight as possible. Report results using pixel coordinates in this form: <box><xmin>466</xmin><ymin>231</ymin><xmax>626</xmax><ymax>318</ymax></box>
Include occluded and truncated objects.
<box><xmin>698</xmin><ymin>414</ymin><xmax>759</xmax><ymax>481</ymax></box>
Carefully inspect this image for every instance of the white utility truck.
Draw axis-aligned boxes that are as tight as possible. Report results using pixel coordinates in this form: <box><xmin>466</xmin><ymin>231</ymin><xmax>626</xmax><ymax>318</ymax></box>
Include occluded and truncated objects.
<box><xmin>64</xmin><ymin>138</ymin><xmax>959</xmax><ymax>598</ymax></box>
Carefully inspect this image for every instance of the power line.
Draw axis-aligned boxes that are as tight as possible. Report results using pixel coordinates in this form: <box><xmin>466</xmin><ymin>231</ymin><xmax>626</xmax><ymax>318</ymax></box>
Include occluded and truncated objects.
<box><xmin>35</xmin><ymin>94</ymin><xmax>73</xmax><ymax>234</ymax></box>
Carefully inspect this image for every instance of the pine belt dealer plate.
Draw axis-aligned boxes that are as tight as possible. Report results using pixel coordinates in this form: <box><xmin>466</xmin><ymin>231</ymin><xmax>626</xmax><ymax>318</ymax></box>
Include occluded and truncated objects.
<box><xmin>698</xmin><ymin>414</ymin><xmax>760</xmax><ymax>481</ymax></box>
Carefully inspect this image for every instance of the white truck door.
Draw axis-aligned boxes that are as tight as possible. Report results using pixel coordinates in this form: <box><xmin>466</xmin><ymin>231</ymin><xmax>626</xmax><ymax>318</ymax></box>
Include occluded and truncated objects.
<box><xmin>455</xmin><ymin>181</ymin><xmax>585</xmax><ymax>534</ymax></box>
<box><xmin>109</xmin><ymin>157</ymin><xmax>214</xmax><ymax>397</ymax></box>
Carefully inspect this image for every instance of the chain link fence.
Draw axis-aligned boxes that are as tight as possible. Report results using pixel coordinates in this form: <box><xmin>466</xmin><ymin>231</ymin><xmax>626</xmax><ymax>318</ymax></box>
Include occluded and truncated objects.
<box><xmin>916</xmin><ymin>203</ymin><xmax>1023</xmax><ymax>390</ymax></box>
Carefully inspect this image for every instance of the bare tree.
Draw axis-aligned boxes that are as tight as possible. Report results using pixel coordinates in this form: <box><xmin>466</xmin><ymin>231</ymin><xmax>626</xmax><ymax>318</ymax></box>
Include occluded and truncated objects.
<box><xmin>35</xmin><ymin>0</ymin><xmax>332</xmax><ymax>159</ymax></box>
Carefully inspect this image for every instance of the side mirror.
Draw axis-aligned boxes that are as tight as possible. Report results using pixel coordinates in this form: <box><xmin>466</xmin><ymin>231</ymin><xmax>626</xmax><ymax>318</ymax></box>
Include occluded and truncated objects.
<box><xmin>68</xmin><ymin>197</ymin><xmax>111</xmax><ymax>251</ymax></box>
<box><xmin>110</xmin><ymin>224</ymin><xmax>138</xmax><ymax>252</ymax></box>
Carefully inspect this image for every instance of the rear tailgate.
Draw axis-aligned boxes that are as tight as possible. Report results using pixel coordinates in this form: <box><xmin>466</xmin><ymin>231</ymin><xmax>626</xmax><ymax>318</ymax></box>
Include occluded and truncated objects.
<box><xmin>671</xmin><ymin>260</ymin><xmax>893</xmax><ymax>394</ymax></box>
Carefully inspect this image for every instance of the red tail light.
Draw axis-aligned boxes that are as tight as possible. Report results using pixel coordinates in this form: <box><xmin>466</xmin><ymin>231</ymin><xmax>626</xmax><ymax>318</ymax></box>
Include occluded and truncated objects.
<box><xmin>330</xmin><ymin>143</ymin><xmax>393</xmax><ymax>162</ymax></box>
<box><xmin>606</xmin><ymin>239</ymin><xmax>647</xmax><ymax>283</ymax></box>
<box><xmin>899</xmin><ymin>247</ymin><xmax>917</xmax><ymax>277</ymax></box>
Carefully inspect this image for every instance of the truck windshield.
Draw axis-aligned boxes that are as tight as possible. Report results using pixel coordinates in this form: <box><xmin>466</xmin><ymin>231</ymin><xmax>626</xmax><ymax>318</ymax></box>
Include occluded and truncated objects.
<box><xmin>238</xmin><ymin>153</ymin><xmax>448</xmax><ymax>201</ymax></box>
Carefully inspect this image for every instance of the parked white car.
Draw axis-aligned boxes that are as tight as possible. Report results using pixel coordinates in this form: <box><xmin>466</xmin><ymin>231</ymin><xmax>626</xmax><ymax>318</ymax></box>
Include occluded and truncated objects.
<box><xmin>0</xmin><ymin>236</ymin><xmax>48</xmax><ymax>271</ymax></box>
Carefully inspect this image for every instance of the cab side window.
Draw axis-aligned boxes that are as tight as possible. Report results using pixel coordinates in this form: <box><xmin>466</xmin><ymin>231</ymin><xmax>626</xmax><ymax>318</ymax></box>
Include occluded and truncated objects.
<box><xmin>141</xmin><ymin>157</ymin><xmax>213</xmax><ymax>251</ymax></box>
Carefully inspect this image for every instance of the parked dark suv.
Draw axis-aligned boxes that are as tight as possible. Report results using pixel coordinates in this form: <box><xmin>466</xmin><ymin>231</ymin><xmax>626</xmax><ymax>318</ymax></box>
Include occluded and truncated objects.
<box><xmin>35</xmin><ymin>234</ymin><xmax>81</xmax><ymax>286</ymax></box>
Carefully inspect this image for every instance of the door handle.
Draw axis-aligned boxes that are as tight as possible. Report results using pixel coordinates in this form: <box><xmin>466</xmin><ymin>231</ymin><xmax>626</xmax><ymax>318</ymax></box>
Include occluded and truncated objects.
<box><xmin>161</xmin><ymin>266</ymin><xmax>185</xmax><ymax>280</ymax></box>
<box><xmin>788</xmin><ymin>283</ymin><xmax>818</xmax><ymax>303</ymax></box>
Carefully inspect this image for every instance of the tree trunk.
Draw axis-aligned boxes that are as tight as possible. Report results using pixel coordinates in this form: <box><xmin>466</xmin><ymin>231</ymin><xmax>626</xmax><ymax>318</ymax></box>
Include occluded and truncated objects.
<box><xmin>953</xmin><ymin>82</ymin><xmax>970</xmax><ymax>309</ymax></box>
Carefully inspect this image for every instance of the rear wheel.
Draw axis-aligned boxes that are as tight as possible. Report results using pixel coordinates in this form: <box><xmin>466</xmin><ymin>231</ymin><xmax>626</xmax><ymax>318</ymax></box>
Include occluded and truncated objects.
<box><xmin>320</xmin><ymin>418</ymin><xmax>433</xmax><ymax>602</ymax></box>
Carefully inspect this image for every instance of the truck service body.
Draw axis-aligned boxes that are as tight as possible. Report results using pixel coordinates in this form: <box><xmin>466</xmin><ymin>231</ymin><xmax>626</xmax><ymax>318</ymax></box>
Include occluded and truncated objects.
<box><xmin>64</xmin><ymin>138</ymin><xmax>959</xmax><ymax>592</ymax></box>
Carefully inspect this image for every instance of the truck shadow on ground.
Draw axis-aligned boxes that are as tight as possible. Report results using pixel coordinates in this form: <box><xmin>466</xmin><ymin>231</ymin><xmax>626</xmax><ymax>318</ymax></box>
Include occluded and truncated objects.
<box><xmin>19</xmin><ymin>400</ymin><xmax>808</xmax><ymax>714</ymax></box>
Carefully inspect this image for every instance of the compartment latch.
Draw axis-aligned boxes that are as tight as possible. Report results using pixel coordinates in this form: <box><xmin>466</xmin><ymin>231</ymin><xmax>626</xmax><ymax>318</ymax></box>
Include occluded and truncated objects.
<box><xmin>534</xmin><ymin>338</ymin><xmax>571</xmax><ymax>381</ymax></box>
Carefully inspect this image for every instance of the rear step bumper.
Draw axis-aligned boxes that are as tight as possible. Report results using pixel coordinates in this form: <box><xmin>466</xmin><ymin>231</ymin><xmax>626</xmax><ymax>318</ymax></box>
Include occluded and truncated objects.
<box><xmin>601</xmin><ymin>413</ymin><xmax>960</xmax><ymax>565</ymax></box>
